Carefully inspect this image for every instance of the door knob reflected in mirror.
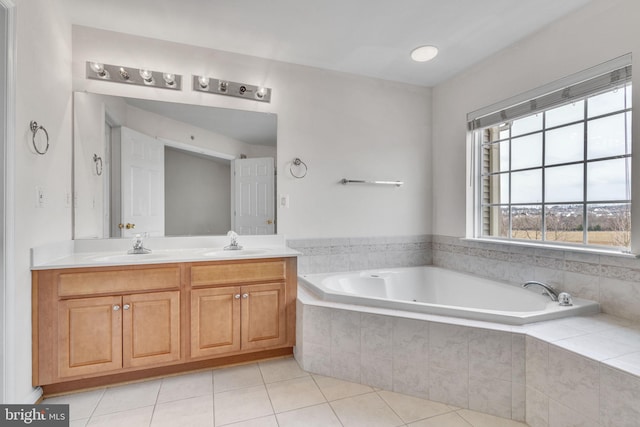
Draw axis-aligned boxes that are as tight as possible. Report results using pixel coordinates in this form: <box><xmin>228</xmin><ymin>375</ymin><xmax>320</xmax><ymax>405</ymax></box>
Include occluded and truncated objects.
<box><xmin>118</xmin><ymin>223</ymin><xmax>136</xmax><ymax>229</ymax></box>
<box><xmin>267</xmin><ymin>219</ymin><xmax>273</xmax><ymax>225</ymax></box>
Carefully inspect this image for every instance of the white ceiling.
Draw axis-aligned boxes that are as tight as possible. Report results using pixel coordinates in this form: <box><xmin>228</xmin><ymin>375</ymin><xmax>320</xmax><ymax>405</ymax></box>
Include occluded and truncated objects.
<box><xmin>63</xmin><ymin>0</ymin><xmax>594</xmax><ymax>87</ymax></box>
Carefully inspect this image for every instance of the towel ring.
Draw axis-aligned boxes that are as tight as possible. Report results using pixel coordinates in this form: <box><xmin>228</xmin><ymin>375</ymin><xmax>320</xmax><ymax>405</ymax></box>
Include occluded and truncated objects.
<box><xmin>93</xmin><ymin>154</ymin><xmax>103</xmax><ymax>176</ymax></box>
<box><xmin>30</xmin><ymin>121</ymin><xmax>49</xmax><ymax>155</ymax></box>
<box><xmin>290</xmin><ymin>157</ymin><xmax>307</xmax><ymax>179</ymax></box>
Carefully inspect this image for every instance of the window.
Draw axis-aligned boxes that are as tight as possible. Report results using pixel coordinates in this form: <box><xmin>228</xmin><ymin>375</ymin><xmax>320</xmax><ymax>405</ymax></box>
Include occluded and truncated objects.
<box><xmin>469</xmin><ymin>59</ymin><xmax>632</xmax><ymax>251</ymax></box>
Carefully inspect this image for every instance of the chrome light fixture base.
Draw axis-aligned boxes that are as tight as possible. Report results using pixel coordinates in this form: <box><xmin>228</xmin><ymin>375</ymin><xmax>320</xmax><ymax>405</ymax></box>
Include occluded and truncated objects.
<box><xmin>193</xmin><ymin>75</ymin><xmax>271</xmax><ymax>103</ymax></box>
<box><xmin>86</xmin><ymin>62</ymin><xmax>182</xmax><ymax>91</ymax></box>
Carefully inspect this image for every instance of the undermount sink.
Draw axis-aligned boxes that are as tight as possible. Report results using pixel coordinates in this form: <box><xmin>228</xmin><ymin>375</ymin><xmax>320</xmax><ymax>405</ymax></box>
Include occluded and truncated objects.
<box><xmin>202</xmin><ymin>249</ymin><xmax>268</xmax><ymax>257</ymax></box>
<box><xmin>90</xmin><ymin>253</ymin><xmax>169</xmax><ymax>263</ymax></box>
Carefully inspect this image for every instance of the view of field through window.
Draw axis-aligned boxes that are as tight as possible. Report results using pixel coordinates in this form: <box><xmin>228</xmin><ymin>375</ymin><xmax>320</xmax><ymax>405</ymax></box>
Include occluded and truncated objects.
<box><xmin>480</xmin><ymin>82</ymin><xmax>632</xmax><ymax>249</ymax></box>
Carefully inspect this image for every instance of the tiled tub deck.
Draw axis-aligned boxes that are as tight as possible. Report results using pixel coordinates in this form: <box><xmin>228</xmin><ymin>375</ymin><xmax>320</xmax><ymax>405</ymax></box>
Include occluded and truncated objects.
<box><xmin>295</xmin><ymin>286</ymin><xmax>640</xmax><ymax>427</ymax></box>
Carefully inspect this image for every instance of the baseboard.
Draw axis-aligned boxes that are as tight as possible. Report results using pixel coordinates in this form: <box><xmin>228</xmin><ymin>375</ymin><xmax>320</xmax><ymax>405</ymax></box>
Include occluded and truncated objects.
<box><xmin>22</xmin><ymin>386</ymin><xmax>43</xmax><ymax>404</ymax></box>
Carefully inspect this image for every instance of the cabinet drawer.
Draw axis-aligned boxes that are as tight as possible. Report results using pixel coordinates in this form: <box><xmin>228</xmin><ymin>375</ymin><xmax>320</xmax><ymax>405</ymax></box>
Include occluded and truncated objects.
<box><xmin>58</xmin><ymin>267</ymin><xmax>181</xmax><ymax>297</ymax></box>
<box><xmin>191</xmin><ymin>260</ymin><xmax>285</xmax><ymax>287</ymax></box>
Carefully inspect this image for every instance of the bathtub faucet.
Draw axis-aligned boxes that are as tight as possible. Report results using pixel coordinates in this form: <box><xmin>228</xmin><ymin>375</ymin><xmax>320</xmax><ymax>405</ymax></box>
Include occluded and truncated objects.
<box><xmin>522</xmin><ymin>280</ymin><xmax>559</xmax><ymax>302</ymax></box>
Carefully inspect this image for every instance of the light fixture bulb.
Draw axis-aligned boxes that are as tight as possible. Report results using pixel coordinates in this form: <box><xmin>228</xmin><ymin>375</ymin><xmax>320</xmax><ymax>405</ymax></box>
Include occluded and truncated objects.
<box><xmin>218</xmin><ymin>80</ymin><xmax>228</xmax><ymax>93</ymax></box>
<box><xmin>90</xmin><ymin>62</ymin><xmax>107</xmax><ymax>77</ymax></box>
<box><xmin>410</xmin><ymin>45</ymin><xmax>439</xmax><ymax>62</ymax></box>
<box><xmin>255</xmin><ymin>87</ymin><xmax>267</xmax><ymax>99</ymax></box>
<box><xmin>163</xmin><ymin>73</ymin><xmax>176</xmax><ymax>86</ymax></box>
<box><xmin>198</xmin><ymin>76</ymin><xmax>209</xmax><ymax>89</ymax></box>
<box><xmin>139</xmin><ymin>69</ymin><xmax>153</xmax><ymax>83</ymax></box>
<box><xmin>119</xmin><ymin>67</ymin><xmax>130</xmax><ymax>80</ymax></box>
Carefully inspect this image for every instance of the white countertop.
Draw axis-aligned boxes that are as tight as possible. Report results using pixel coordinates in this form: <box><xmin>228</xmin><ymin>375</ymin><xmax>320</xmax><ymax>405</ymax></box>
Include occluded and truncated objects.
<box><xmin>31</xmin><ymin>235</ymin><xmax>300</xmax><ymax>270</ymax></box>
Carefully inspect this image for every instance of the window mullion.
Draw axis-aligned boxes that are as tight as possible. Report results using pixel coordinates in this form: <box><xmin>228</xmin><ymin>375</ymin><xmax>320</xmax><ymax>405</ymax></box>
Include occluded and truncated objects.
<box><xmin>541</xmin><ymin>113</ymin><xmax>547</xmax><ymax>242</ymax></box>
<box><xmin>582</xmin><ymin>96</ymin><xmax>588</xmax><ymax>245</ymax></box>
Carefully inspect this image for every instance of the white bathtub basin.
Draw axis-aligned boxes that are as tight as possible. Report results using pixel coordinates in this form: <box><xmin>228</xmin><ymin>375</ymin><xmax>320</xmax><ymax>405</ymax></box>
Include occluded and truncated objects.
<box><xmin>299</xmin><ymin>266</ymin><xmax>600</xmax><ymax>325</ymax></box>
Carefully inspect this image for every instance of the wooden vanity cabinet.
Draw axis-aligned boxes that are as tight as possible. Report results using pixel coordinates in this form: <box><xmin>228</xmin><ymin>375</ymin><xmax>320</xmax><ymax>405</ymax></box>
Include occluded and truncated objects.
<box><xmin>189</xmin><ymin>260</ymin><xmax>290</xmax><ymax>359</ymax></box>
<box><xmin>190</xmin><ymin>286</ymin><xmax>241</xmax><ymax>357</ymax></box>
<box><xmin>57</xmin><ymin>295</ymin><xmax>123</xmax><ymax>378</ymax></box>
<box><xmin>57</xmin><ymin>291</ymin><xmax>181</xmax><ymax>378</ymax></box>
<box><xmin>34</xmin><ymin>265</ymin><xmax>183</xmax><ymax>385</ymax></box>
<box><xmin>32</xmin><ymin>257</ymin><xmax>297</xmax><ymax>392</ymax></box>
<box><xmin>190</xmin><ymin>282</ymin><xmax>286</xmax><ymax>358</ymax></box>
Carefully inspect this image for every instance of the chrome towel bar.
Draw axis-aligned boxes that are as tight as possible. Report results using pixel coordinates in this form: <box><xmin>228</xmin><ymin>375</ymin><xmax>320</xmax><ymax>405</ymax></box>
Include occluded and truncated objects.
<box><xmin>340</xmin><ymin>179</ymin><xmax>403</xmax><ymax>187</ymax></box>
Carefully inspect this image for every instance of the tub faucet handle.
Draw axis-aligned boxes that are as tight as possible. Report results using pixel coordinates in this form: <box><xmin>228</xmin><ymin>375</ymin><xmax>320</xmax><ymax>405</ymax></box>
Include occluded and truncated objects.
<box><xmin>558</xmin><ymin>292</ymin><xmax>573</xmax><ymax>307</ymax></box>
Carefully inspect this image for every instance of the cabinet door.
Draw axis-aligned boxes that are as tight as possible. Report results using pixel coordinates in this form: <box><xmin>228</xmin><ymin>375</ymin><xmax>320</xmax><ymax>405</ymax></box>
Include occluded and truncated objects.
<box><xmin>191</xmin><ymin>286</ymin><xmax>241</xmax><ymax>358</ymax></box>
<box><xmin>58</xmin><ymin>295</ymin><xmax>123</xmax><ymax>378</ymax></box>
<box><xmin>123</xmin><ymin>291</ymin><xmax>181</xmax><ymax>368</ymax></box>
<box><xmin>241</xmin><ymin>282</ymin><xmax>286</xmax><ymax>351</ymax></box>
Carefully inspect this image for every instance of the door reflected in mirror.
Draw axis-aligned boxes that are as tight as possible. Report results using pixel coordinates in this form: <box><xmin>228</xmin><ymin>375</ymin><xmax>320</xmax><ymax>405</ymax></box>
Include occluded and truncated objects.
<box><xmin>73</xmin><ymin>92</ymin><xmax>277</xmax><ymax>239</ymax></box>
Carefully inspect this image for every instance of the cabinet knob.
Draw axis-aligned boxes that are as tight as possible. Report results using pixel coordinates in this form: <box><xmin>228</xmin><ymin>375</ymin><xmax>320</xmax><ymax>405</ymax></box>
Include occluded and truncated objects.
<box><xmin>242</xmin><ymin>293</ymin><xmax>248</xmax><ymax>299</ymax></box>
<box><xmin>234</xmin><ymin>294</ymin><xmax>240</xmax><ymax>299</ymax></box>
<box><xmin>113</xmin><ymin>305</ymin><xmax>120</xmax><ymax>311</ymax></box>
<box><xmin>123</xmin><ymin>304</ymin><xmax>130</xmax><ymax>310</ymax></box>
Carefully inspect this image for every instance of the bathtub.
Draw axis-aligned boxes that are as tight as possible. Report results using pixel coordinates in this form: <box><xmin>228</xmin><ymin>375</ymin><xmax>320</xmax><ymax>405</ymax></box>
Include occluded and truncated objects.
<box><xmin>298</xmin><ymin>266</ymin><xmax>599</xmax><ymax>325</ymax></box>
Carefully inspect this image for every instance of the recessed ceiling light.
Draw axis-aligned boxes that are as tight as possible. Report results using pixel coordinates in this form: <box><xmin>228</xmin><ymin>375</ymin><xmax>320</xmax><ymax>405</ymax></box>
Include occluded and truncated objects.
<box><xmin>411</xmin><ymin>45</ymin><xmax>439</xmax><ymax>62</ymax></box>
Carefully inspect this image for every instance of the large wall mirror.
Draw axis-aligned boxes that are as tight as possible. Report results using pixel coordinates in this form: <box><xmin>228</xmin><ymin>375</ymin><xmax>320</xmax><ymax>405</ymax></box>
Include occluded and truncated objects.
<box><xmin>73</xmin><ymin>92</ymin><xmax>277</xmax><ymax>239</ymax></box>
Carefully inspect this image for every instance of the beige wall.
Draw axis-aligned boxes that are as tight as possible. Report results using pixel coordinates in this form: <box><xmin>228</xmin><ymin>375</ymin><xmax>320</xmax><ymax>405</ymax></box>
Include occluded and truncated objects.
<box><xmin>72</xmin><ymin>26</ymin><xmax>433</xmax><ymax>239</ymax></box>
<box><xmin>9</xmin><ymin>0</ymin><xmax>72</xmax><ymax>403</ymax></box>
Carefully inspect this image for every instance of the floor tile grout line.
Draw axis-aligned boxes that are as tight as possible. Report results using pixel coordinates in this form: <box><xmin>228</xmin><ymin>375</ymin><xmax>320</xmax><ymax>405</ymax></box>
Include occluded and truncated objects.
<box><xmin>309</xmin><ymin>373</ymin><xmax>375</xmax><ymax>402</ymax></box>
<box><xmin>83</xmin><ymin>387</ymin><xmax>106</xmax><ymax>425</ymax></box>
<box><xmin>309</xmin><ymin>374</ymin><xmax>346</xmax><ymax>426</ymax></box>
<box><xmin>147</xmin><ymin>377</ymin><xmax>164</xmax><ymax>427</ymax></box>
<box><xmin>372</xmin><ymin>388</ymin><xmax>464</xmax><ymax>426</ymax></box>
<box><xmin>453</xmin><ymin>409</ymin><xmax>475</xmax><ymax>427</ymax></box>
<box><xmin>374</xmin><ymin>388</ymin><xmax>408</xmax><ymax>425</ymax></box>
<box><xmin>256</xmin><ymin>361</ymin><xmax>280</xmax><ymax>427</ymax></box>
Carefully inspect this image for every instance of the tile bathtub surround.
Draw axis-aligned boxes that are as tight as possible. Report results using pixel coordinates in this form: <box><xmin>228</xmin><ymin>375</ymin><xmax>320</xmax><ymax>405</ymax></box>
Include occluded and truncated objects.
<box><xmin>297</xmin><ymin>288</ymin><xmax>640</xmax><ymax>426</ymax></box>
<box><xmin>525</xmin><ymin>336</ymin><xmax>640</xmax><ymax>427</ymax></box>
<box><xmin>431</xmin><ymin>234</ymin><xmax>640</xmax><ymax>323</ymax></box>
<box><xmin>41</xmin><ymin>357</ymin><xmax>527</xmax><ymax>427</ymax></box>
<box><xmin>296</xmin><ymin>301</ymin><xmax>527</xmax><ymax>422</ymax></box>
<box><xmin>287</xmin><ymin>235</ymin><xmax>432</xmax><ymax>274</ymax></box>
<box><xmin>289</xmin><ymin>233</ymin><xmax>640</xmax><ymax>321</ymax></box>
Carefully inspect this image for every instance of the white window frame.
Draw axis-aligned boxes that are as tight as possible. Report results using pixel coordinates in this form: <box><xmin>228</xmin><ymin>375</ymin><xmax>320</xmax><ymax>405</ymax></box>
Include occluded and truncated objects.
<box><xmin>466</xmin><ymin>54</ymin><xmax>637</xmax><ymax>255</ymax></box>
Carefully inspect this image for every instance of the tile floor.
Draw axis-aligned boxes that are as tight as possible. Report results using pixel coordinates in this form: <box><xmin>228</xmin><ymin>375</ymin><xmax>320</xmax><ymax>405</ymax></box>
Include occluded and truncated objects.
<box><xmin>42</xmin><ymin>357</ymin><xmax>528</xmax><ymax>427</ymax></box>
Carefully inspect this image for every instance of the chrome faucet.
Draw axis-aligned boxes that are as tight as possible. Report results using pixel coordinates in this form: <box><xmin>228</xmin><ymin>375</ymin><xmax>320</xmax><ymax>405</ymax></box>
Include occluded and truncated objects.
<box><xmin>522</xmin><ymin>280</ymin><xmax>559</xmax><ymax>301</ymax></box>
<box><xmin>128</xmin><ymin>234</ymin><xmax>152</xmax><ymax>254</ymax></box>
<box><xmin>224</xmin><ymin>230</ymin><xmax>243</xmax><ymax>251</ymax></box>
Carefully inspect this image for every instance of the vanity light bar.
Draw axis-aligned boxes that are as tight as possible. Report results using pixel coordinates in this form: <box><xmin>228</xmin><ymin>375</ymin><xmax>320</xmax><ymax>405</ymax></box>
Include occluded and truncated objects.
<box><xmin>193</xmin><ymin>75</ymin><xmax>272</xmax><ymax>103</ymax></box>
<box><xmin>86</xmin><ymin>61</ymin><xmax>182</xmax><ymax>91</ymax></box>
